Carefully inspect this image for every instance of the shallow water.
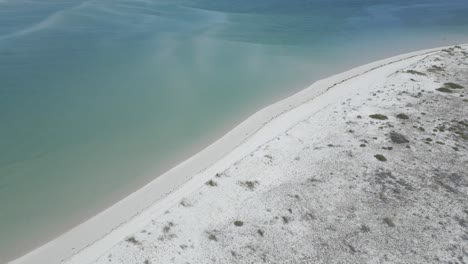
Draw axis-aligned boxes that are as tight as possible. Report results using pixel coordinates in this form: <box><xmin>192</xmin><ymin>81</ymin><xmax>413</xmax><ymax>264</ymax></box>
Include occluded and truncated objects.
<box><xmin>1</xmin><ymin>0</ymin><xmax>468</xmax><ymax>261</ymax></box>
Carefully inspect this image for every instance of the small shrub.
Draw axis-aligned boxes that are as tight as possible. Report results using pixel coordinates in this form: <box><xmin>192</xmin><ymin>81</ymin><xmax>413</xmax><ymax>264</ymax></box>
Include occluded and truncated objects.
<box><xmin>162</xmin><ymin>225</ymin><xmax>171</xmax><ymax>233</ymax></box>
<box><xmin>374</xmin><ymin>154</ymin><xmax>387</xmax><ymax>162</ymax></box>
<box><xmin>305</xmin><ymin>213</ymin><xmax>315</xmax><ymax>220</ymax></box>
<box><xmin>234</xmin><ymin>220</ymin><xmax>244</xmax><ymax>227</ymax></box>
<box><xmin>206</xmin><ymin>180</ymin><xmax>218</xmax><ymax>187</ymax></box>
<box><xmin>347</xmin><ymin>244</ymin><xmax>357</xmax><ymax>254</ymax></box>
<box><xmin>179</xmin><ymin>199</ymin><xmax>190</xmax><ymax>207</ymax></box>
<box><xmin>257</xmin><ymin>229</ymin><xmax>264</xmax><ymax>237</ymax></box>
<box><xmin>308</xmin><ymin>177</ymin><xmax>320</xmax><ymax>183</ymax></box>
<box><xmin>125</xmin><ymin>236</ymin><xmax>141</xmax><ymax>245</ymax></box>
<box><xmin>442</xmin><ymin>48</ymin><xmax>454</xmax><ymax>55</ymax></box>
<box><xmin>396</xmin><ymin>113</ymin><xmax>409</xmax><ymax>119</ymax></box>
<box><xmin>180</xmin><ymin>244</ymin><xmax>188</xmax><ymax>250</ymax></box>
<box><xmin>369</xmin><ymin>114</ymin><xmax>388</xmax><ymax>120</ymax></box>
<box><xmin>428</xmin><ymin>65</ymin><xmax>444</xmax><ymax>72</ymax></box>
<box><xmin>405</xmin><ymin>70</ymin><xmax>426</xmax><ymax>76</ymax></box>
<box><xmin>390</xmin><ymin>131</ymin><xmax>409</xmax><ymax>144</ymax></box>
<box><xmin>436</xmin><ymin>87</ymin><xmax>453</xmax><ymax>93</ymax></box>
<box><xmin>444</xmin><ymin>82</ymin><xmax>464</xmax><ymax>89</ymax></box>
<box><xmin>360</xmin><ymin>224</ymin><xmax>370</xmax><ymax>233</ymax></box>
<box><xmin>383</xmin><ymin>217</ymin><xmax>395</xmax><ymax>227</ymax></box>
<box><xmin>208</xmin><ymin>234</ymin><xmax>218</xmax><ymax>241</ymax></box>
<box><xmin>239</xmin><ymin>180</ymin><xmax>259</xmax><ymax>191</ymax></box>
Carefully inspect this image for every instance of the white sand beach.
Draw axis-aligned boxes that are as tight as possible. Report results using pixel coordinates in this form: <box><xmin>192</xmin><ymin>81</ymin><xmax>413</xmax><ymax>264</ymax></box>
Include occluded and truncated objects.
<box><xmin>11</xmin><ymin>44</ymin><xmax>468</xmax><ymax>264</ymax></box>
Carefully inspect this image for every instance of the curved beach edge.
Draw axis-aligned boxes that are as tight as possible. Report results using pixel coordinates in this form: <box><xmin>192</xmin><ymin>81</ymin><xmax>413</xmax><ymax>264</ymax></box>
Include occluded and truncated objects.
<box><xmin>10</xmin><ymin>43</ymin><xmax>467</xmax><ymax>264</ymax></box>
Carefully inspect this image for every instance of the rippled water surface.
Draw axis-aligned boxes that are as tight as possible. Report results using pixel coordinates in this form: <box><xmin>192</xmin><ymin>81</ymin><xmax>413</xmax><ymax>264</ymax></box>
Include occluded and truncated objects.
<box><xmin>1</xmin><ymin>0</ymin><xmax>468</xmax><ymax>261</ymax></box>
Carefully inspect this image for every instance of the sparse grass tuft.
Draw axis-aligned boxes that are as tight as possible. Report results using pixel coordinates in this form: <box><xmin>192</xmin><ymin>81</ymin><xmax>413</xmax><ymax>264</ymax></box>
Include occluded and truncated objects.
<box><xmin>374</xmin><ymin>154</ymin><xmax>387</xmax><ymax>162</ymax></box>
<box><xmin>369</xmin><ymin>114</ymin><xmax>388</xmax><ymax>120</ymax></box>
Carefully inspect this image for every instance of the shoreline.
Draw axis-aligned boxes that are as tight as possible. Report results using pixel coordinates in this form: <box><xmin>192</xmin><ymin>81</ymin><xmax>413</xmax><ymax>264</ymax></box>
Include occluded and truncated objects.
<box><xmin>10</xmin><ymin>43</ymin><xmax>466</xmax><ymax>264</ymax></box>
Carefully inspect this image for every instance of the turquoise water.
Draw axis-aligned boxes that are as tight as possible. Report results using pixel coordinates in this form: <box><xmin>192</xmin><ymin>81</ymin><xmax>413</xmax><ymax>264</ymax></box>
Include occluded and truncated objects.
<box><xmin>1</xmin><ymin>0</ymin><xmax>468</xmax><ymax>261</ymax></box>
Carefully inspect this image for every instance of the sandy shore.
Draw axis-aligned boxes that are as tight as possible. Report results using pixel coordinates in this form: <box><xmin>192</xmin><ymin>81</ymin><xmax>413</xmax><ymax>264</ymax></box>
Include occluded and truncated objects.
<box><xmin>11</xmin><ymin>44</ymin><xmax>468</xmax><ymax>264</ymax></box>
